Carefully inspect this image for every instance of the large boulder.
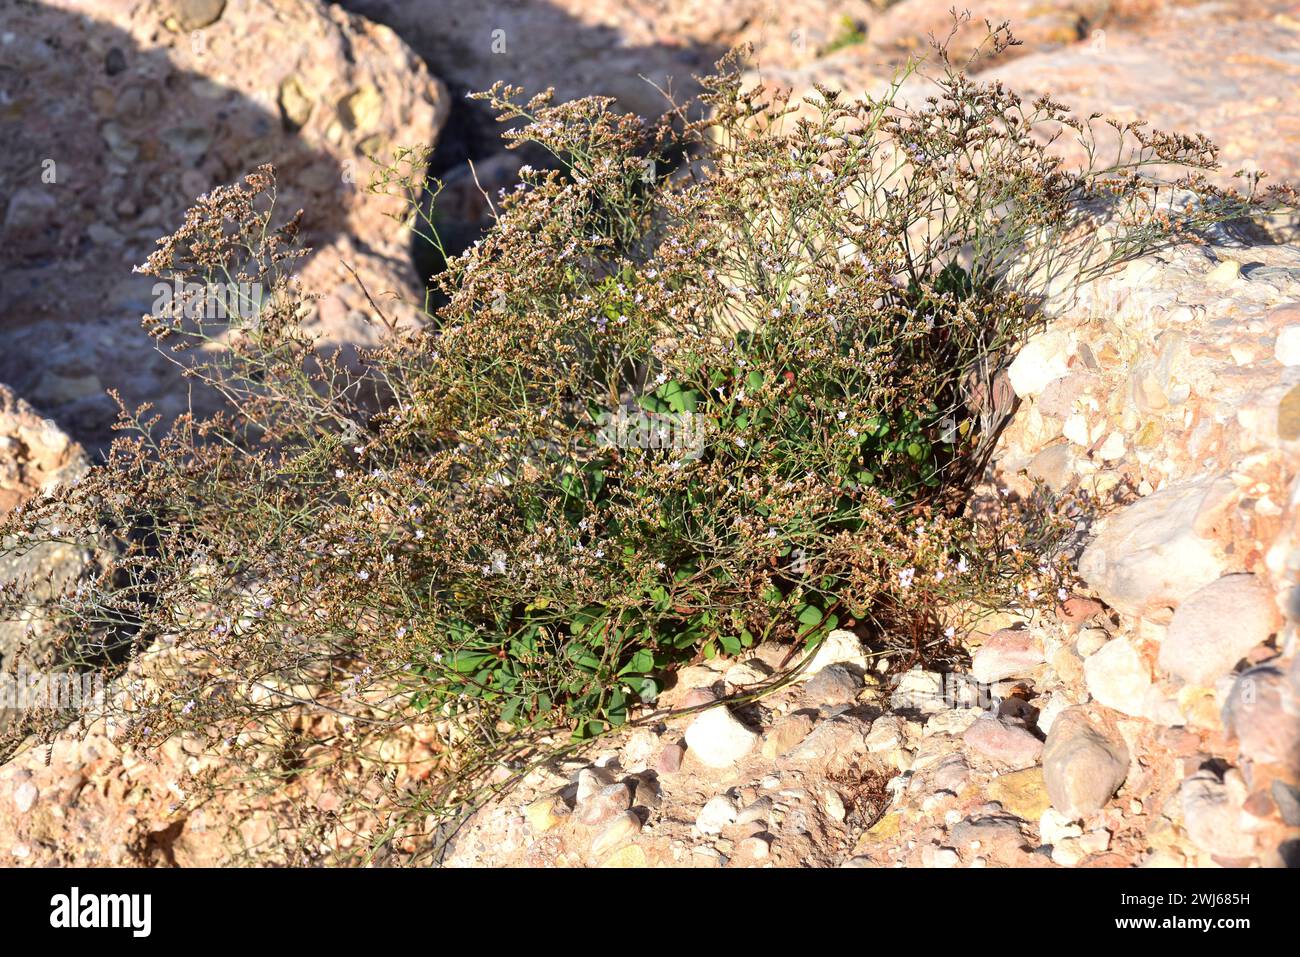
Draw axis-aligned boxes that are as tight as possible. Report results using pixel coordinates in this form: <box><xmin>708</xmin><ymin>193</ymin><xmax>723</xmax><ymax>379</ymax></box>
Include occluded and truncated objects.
<box><xmin>0</xmin><ymin>0</ymin><xmax>448</xmax><ymax>450</ymax></box>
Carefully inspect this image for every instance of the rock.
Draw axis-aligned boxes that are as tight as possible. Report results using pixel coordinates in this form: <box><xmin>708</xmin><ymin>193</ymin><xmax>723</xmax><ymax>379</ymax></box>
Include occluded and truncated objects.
<box><xmin>1051</xmin><ymin>837</ymin><xmax>1087</xmax><ymax>866</ymax></box>
<box><xmin>931</xmin><ymin>755</ymin><xmax>971</xmax><ymax>793</ymax></box>
<box><xmin>1008</xmin><ymin>330</ymin><xmax>1073</xmax><ymax>397</ymax></box>
<box><xmin>0</xmin><ymin>0</ymin><xmax>447</xmax><ymax>450</ymax></box>
<box><xmin>1079</xmin><ymin>829</ymin><xmax>1111</xmax><ymax>855</ymax></box>
<box><xmin>171</xmin><ymin>0</ymin><xmax>227</xmax><ymax>31</ymax></box>
<box><xmin>988</xmin><ymin>2</ymin><xmax>1300</xmax><ymax>190</ymax></box>
<box><xmin>1222</xmin><ymin>665</ymin><xmax>1300</xmax><ymax>772</ymax></box>
<box><xmin>987</xmin><ymin>768</ymin><xmax>1051</xmax><ymax>821</ymax></box>
<box><xmin>340</xmin><ymin>0</ymin><xmax>883</xmax><ymax>125</ymax></box>
<box><xmin>821</xmin><ymin>788</ymin><xmax>847</xmax><ymax>822</ymax></box>
<box><xmin>1039</xmin><ymin>807</ymin><xmax>1084</xmax><ymax>846</ymax></box>
<box><xmin>524</xmin><ymin>792</ymin><xmax>569</xmax><ymax>834</ymax></box>
<box><xmin>576</xmin><ymin>766</ymin><xmax>617</xmax><ymax>803</ymax></box>
<box><xmin>0</xmin><ymin>383</ymin><xmax>100</xmax><ymax>675</ymax></box>
<box><xmin>633</xmin><ymin>775</ymin><xmax>661</xmax><ymax>810</ymax></box>
<box><xmin>923</xmin><ymin>708</ymin><xmax>980</xmax><ymax>737</ymax></box>
<box><xmin>762</xmin><ymin>713</ymin><xmax>815</xmax><ymax>759</ymax></box>
<box><xmin>723</xmin><ymin>660</ymin><xmax>770</xmax><ymax>689</ymax></box>
<box><xmin>683</xmin><ymin>705</ymin><xmax>758</xmax><ymax>769</ymax></box>
<box><xmin>781</xmin><ymin>713</ymin><xmax>872</xmax><ymax>769</ymax></box>
<box><xmin>737</xmin><ymin>835</ymin><xmax>771</xmax><ymax>860</ymax></box>
<box><xmin>656</xmin><ymin>741</ymin><xmax>685</xmax><ymax>775</ymax></box>
<box><xmin>735</xmin><ymin>797</ymin><xmax>772</xmax><ymax>827</ymax></box>
<box><xmin>591</xmin><ymin>810</ymin><xmax>642</xmax><ymax>856</ymax></box>
<box><xmin>574</xmin><ymin>783</ymin><xmax>632</xmax><ymax>828</ymax></box>
<box><xmin>970</xmin><ymin>629</ymin><xmax>1045</xmax><ymax>684</ymax></box>
<box><xmin>803</xmin><ymin>628</ymin><xmax>870</xmax><ymax>677</ymax></box>
<box><xmin>1034</xmin><ymin>695</ymin><xmax>1076</xmax><ymax>737</ymax></box>
<box><xmin>868</xmin><ymin>0</ymin><xmax>1109</xmax><ymax>69</ymax></box>
<box><xmin>0</xmin><ymin>635</ymin><xmax>438</xmax><ymax>866</ymax></box>
<box><xmin>1083</xmin><ymin>637</ymin><xmax>1151</xmax><ymax>717</ymax></box>
<box><xmin>1056</xmin><ymin>596</ymin><xmax>1105</xmax><ymax>625</ymax></box>
<box><xmin>890</xmin><ymin>669</ymin><xmax>949</xmax><ymax>713</ymax></box>
<box><xmin>1159</xmin><ymin>575</ymin><xmax>1281</xmax><ymax>686</ymax></box>
<box><xmin>948</xmin><ymin>814</ymin><xmax>1026</xmax><ymax>851</ymax></box>
<box><xmin>801</xmin><ymin>663</ymin><xmax>860</xmax><ymax>706</ymax></box>
<box><xmin>1042</xmin><ymin>708</ymin><xmax>1129</xmax><ymax>819</ymax></box>
<box><xmin>691</xmin><ymin>845</ymin><xmax>725</xmax><ymax>868</ymax></box>
<box><xmin>12</xmin><ymin>780</ymin><xmax>38</xmax><ymax>815</ymax></box>
<box><xmin>865</xmin><ymin>714</ymin><xmax>907</xmax><ymax>753</ymax></box>
<box><xmin>1075</xmin><ymin>628</ymin><xmax>1109</xmax><ymax>658</ymax></box>
<box><xmin>599</xmin><ymin>843</ymin><xmax>648</xmax><ymax>868</ymax></box>
<box><xmin>1180</xmin><ymin>769</ymin><xmax>1258</xmax><ymax>860</ymax></box>
<box><xmin>696</xmin><ymin>795</ymin><xmax>738</xmax><ymax>835</ymax></box>
<box><xmin>0</xmin><ymin>384</ymin><xmax>87</xmax><ymax>514</ymax></box>
<box><xmin>619</xmin><ymin>727</ymin><xmax>661</xmax><ymax>772</ymax></box>
<box><xmin>1271</xmin><ymin>781</ymin><xmax>1300</xmax><ymax>827</ymax></box>
<box><xmin>1077</xmin><ymin>475</ymin><xmax>1234</xmax><ymax>620</ymax></box>
<box><xmin>1275</xmin><ymin>326</ymin><xmax>1300</xmax><ymax>366</ymax></box>
<box><xmin>963</xmin><ymin>718</ymin><xmax>1043</xmax><ymax>770</ymax></box>
<box><xmin>920</xmin><ymin>845</ymin><xmax>960</xmax><ymax>867</ymax></box>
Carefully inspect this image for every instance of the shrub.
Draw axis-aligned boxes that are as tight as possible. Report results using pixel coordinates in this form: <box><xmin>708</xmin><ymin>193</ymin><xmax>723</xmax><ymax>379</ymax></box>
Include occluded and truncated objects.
<box><xmin>1</xmin><ymin>30</ymin><xmax>1288</xmax><ymax>860</ymax></box>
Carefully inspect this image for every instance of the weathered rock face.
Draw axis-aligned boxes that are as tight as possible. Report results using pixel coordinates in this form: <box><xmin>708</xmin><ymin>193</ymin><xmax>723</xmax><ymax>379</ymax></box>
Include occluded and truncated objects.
<box><xmin>866</xmin><ymin>0</ymin><xmax>1109</xmax><ymax>67</ymax></box>
<box><xmin>743</xmin><ymin>1</ymin><xmax>1300</xmax><ymax>192</ymax></box>
<box><xmin>0</xmin><ymin>384</ymin><xmax>91</xmax><ymax>674</ymax></box>
<box><xmin>987</xmin><ymin>0</ymin><xmax>1300</xmax><ymax>189</ymax></box>
<box><xmin>339</xmin><ymin>0</ymin><xmax>721</xmax><ymax>121</ymax></box>
<box><xmin>0</xmin><ymin>0</ymin><xmax>448</xmax><ymax>449</ymax></box>
<box><xmin>1159</xmin><ymin>574</ymin><xmax>1282</xmax><ymax>686</ymax></box>
<box><xmin>0</xmin><ymin>385</ymin><xmax>86</xmax><ymax>517</ymax></box>
<box><xmin>0</xmin><ymin>643</ymin><xmax>441</xmax><ymax>866</ymax></box>
<box><xmin>993</xmin><ymin>229</ymin><xmax>1300</xmax><ymax>862</ymax></box>
<box><xmin>339</xmin><ymin>0</ymin><xmax>885</xmax><ymax>120</ymax></box>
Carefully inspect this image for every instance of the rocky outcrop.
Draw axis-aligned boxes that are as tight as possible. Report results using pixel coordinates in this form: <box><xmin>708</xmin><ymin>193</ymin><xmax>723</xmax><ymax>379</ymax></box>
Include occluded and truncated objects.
<box><xmin>0</xmin><ymin>0</ymin><xmax>448</xmax><ymax>448</ymax></box>
<box><xmin>0</xmin><ymin>640</ymin><xmax>441</xmax><ymax>866</ymax></box>
<box><xmin>745</xmin><ymin>1</ymin><xmax>1300</xmax><ymax>192</ymax></box>
<box><xmin>0</xmin><ymin>384</ymin><xmax>91</xmax><ymax>674</ymax></box>
<box><xmin>0</xmin><ymin>385</ymin><xmax>86</xmax><ymax>518</ymax></box>
<box><xmin>865</xmin><ymin>0</ymin><xmax>1108</xmax><ymax>66</ymax></box>
<box><xmin>995</xmin><ymin>238</ymin><xmax>1300</xmax><ymax>866</ymax></box>
<box><xmin>339</xmin><ymin>1</ymin><xmax>889</xmax><ymax>119</ymax></box>
<box><xmin>987</xmin><ymin>0</ymin><xmax>1300</xmax><ymax>190</ymax></box>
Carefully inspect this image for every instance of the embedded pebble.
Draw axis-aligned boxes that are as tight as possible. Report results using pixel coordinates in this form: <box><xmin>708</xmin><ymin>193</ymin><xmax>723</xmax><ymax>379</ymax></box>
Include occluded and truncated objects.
<box><xmin>684</xmin><ymin>705</ymin><xmax>759</xmax><ymax>768</ymax></box>
<box><xmin>696</xmin><ymin>794</ymin><xmax>739</xmax><ymax>835</ymax></box>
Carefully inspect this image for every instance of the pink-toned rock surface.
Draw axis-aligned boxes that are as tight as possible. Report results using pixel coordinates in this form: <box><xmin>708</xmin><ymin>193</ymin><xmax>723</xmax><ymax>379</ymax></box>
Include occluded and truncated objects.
<box><xmin>987</xmin><ymin>1</ymin><xmax>1300</xmax><ymax>188</ymax></box>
